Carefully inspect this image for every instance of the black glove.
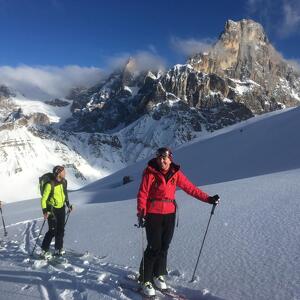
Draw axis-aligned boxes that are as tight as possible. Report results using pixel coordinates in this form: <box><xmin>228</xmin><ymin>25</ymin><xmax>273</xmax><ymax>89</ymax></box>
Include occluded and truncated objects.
<box><xmin>207</xmin><ymin>194</ymin><xmax>220</xmax><ymax>205</ymax></box>
<box><xmin>137</xmin><ymin>210</ymin><xmax>146</xmax><ymax>228</ymax></box>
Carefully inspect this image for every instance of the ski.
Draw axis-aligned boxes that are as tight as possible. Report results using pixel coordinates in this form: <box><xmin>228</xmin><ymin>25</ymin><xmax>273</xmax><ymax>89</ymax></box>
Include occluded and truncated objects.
<box><xmin>156</xmin><ymin>288</ymin><xmax>188</xmax><ymax>300</ymax></box>
<box><xmin>64</xmin><ymin>249</ymin><xmax>107</xmax><ymax>260</ymax></box>
<box><xmin>50</xmin><ymin>255</ymin><xmax>68</xmax><ymax>265</ymax></box>
<box><xmin>28</xmin><ymin>252</ymin><xmax>67</xmax><ymax>265</ymax></box>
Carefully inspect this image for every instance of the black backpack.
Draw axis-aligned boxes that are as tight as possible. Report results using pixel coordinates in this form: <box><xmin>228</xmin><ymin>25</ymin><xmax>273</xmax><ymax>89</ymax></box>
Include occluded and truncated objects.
<box><xmin>39</xmin><ymin>172</ymin><xmax>55</xmax><ymax>202</ymax></box>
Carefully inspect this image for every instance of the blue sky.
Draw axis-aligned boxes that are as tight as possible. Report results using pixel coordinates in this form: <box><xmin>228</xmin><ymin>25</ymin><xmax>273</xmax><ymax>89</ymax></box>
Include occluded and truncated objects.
<box><xmin>0</xmin><ymin>0</ymin><xmax>299</xmax><ymax>98</ymax></box>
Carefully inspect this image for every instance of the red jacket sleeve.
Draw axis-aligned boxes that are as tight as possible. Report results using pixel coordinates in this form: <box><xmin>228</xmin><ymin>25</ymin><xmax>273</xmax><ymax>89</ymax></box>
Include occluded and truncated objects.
<box><xmin>137</xmin><ymin>170</ymin><xmax>153</xmax><ymax>215</ymax></box>
<box><xmin>177</xmin><ymin>170</ymin><xmax>209</xmax><ymax>202</ymax></box>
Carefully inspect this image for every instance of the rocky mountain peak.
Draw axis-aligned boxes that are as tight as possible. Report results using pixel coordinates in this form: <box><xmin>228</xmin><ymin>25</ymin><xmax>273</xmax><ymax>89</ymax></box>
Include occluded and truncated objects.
<box><xmin>224</xmin><ymin>19</ymin><xmax>268</xmax><ymax>44</ymax></box>
<box><xmin>123</xmin><ymin>57</ymin><xmax>137</xmax><ymax>74</ymax></box>
<box><xmin>120</xmin><ymin>57</ymin><xmax>143</xmax><ymax>87</ymax></box>
<box><xmin>188</xmin><ymin>19</ymin><xmax>291</xmax><ymax>87</ymax></box>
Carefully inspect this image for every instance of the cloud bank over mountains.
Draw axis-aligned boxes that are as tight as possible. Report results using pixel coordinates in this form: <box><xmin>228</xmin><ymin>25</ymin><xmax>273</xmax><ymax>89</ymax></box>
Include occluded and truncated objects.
<box><xmin>0</xmin><ymin>65</ymin><xmax>103</xmax><ymax>100</ymax></box>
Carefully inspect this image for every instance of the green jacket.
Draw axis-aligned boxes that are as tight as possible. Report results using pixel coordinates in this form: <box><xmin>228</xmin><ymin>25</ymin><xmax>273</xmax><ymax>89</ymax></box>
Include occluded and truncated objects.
<box><xmin>41</xmin><ymin>180</ymin><xmax>69</xmax><ymax>213</ymax></box>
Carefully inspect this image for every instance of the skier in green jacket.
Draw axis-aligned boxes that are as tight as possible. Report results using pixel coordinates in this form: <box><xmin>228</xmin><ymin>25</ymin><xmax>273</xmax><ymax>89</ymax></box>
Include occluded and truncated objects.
<box><xmin>41</xmin><ymin>165</ymin><xmax>72</xmax><ymax>258</ymax></box>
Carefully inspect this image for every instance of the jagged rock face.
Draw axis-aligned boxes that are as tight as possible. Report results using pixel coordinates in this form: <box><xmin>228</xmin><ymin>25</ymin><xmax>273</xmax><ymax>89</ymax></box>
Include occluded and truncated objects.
<box><xmin>0</xmin><ymin>86</ymin><xmax>17</xmax><ymax>126</ymax></box>
<box><xmin>68</xmin><ymin>58</ymin><xmax>147</xmax><ymax>113</ymax></box>
<box><xmin>63</xmin><ymin>62</ymin><xmax>156</xmax><ymax>132</ymax></box>
<box><xmin>65</xmin><ymin>62</ymin><xmax>254</xmax><ymax>134</ymax></box>
<box><xmin>188</xmin><ymin>20</ymin><xmax>279</xmax><ymax>83</ymax></box>
<box><xmin>187</xmin><ymin>19</ymin><xmax>300</xmax><ymax>113</ymax></box>
<box><xmin>160</xmin><ymin>64</ymin><xmax>229</xmax><ymax>108</ymax></box>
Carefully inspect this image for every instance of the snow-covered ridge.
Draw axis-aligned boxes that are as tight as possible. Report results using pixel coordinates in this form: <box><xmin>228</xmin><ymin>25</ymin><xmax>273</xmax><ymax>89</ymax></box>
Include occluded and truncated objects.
<box><xmin>13</xmin><ymin>95</ymin><xmax>72</xmax><ymax>124</ymax></box>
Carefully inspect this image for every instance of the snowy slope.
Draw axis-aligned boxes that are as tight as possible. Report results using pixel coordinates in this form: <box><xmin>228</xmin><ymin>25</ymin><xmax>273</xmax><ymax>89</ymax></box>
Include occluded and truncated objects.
<box><xmin>0</xmin><ymin>125</ymin><xmax>104</xmax><ymax>202</ymax></box>
<box><xmin>0</xmin><ymin>106</ymin><xmax>299</xmax><ymax>299</ymax></box>
<box><xmin>80</xmin><ymin>106</ymin><xmax>300</xmax><ymax>196</ymax></box>
<box><xmin>13</xmin><ymin>94</ymin><xmax>72</xmax><ymax>124</ymax></box>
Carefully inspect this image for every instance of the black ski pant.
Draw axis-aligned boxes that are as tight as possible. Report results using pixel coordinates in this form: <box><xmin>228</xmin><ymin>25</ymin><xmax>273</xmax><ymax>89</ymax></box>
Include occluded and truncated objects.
<box><xmin>41</xmin><ymin>206</ymin><xmax>65</xmax><ymax>251</ymax></box>
<box><xmin>139</xmin><ymin>213</ymin><xmax>176</xmax><ymax>283</ymax></box>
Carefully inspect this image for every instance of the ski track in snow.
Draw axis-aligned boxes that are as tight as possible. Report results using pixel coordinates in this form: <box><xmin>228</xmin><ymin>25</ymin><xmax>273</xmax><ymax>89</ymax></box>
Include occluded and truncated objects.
<box><xmin>0</xmin><ymin>220</ymin><xmax>221</xmax><ymax>300</ymax></box>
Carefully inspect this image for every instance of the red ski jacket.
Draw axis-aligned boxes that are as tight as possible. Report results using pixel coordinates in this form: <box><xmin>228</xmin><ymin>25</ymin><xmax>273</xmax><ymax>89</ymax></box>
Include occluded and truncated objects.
<box><xmin>137</xmin><ymin>159</ymin><xmax>210</xmax><ymax>215</ymax></box>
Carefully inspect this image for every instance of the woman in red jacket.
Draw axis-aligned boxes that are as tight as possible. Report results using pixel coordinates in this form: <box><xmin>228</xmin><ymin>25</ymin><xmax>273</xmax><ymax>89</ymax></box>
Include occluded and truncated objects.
<box><xmin>137</xmin><ymin>147</ymin><xmax>219</xmax><ymax>297</ymax></box>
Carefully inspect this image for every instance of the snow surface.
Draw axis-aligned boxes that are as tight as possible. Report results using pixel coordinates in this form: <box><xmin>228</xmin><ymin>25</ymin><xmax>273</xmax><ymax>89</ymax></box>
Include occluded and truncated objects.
<box><xmin>0</xmin><ymin>107</ymin><xmax>299</xmax><ymax>299</ymax></box>
<box><xmin>291</xmin><ymin>89</ymin><xmax>300</xmax><ymax>101</ymax></box>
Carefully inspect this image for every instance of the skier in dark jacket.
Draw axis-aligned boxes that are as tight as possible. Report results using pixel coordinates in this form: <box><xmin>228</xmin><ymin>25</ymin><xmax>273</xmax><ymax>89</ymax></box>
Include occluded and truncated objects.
<box><xmin>137</xmin><ymin>147</ymin><xmax>219</xmax><ymax>297</ymax></box>
<box><xmin>41</xmin><ymin>165</ymin><xmax>72</xmax><ymax>258</ymax></box>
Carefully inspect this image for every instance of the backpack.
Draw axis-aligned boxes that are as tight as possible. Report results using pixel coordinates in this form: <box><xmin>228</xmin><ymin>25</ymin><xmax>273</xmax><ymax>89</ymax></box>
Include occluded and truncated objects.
<box><xmin>39</xmin><ymin>172</ymin><xmax>55</xmax><ymax>202</ymax></box>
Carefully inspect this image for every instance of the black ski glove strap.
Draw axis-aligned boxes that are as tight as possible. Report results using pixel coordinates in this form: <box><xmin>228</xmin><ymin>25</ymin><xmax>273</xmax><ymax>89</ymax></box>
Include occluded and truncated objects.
<box><xmin>207</xmin><ymin>194</ymin><xmax>220</xmax><ymax>205</ymax></box>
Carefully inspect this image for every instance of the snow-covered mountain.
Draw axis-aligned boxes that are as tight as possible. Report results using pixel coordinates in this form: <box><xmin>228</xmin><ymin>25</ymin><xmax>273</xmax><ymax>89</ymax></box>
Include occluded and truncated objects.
<box><xmin>68</xmin><ymin>19</ymin><xmax>300</xmax><ymax>133</ymax></box>
<box><xmin>0</xmin><ymin>90</ymin><xmax>127</xmax><ymax>201</ymax></box>
<box><xmin>0</xmin><ymin>105</ymin><xmax>299</xmax><ymax>300</ymax></box>
<box><xmin>1</xmin><ymin>19</ymin><xmax>300</xmax><ymax>202</ymax></box>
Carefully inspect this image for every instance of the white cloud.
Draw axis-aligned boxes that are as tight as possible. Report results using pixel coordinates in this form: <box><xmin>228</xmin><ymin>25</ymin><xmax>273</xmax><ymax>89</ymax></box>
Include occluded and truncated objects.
<box><xmin>286</xmin><ymin>58</ymin><xmax>300</xmax><ymax>72</ymax></box>
<box><xmin>246</xmin><ymin>0</ymin><xmax>275</xmax><ymax>34</ymax></box>
<box><xmin>278</xmin><ymin>0</ymin><xmax>300</xmax><ymax>37</ymax></box>
<box><xmin>170</xmin><ymin>36</ymin><xmax>214</xmax><ymax>57</ymax></box>
<box><xmin>246</xmin><ymin>0</ymin><xmax>300</xmax><ymax>38</ymax></box>
<box><xmin>0</xmin><ymin>65</ymin><xmax>103</xmax><ymax>100</ymax></box>
<box><xmin>0</xmin><ymin>51</ymin><xmax>166</xmax><ymax>100</ymax></box>
<box><xmin>106</xmin><ymin>50</ymin><xmax>166</xmax><ymax>73</ymax></box>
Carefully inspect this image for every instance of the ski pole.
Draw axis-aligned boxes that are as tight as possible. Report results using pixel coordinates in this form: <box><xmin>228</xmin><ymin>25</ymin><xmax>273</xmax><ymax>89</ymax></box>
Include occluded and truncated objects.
<box><xmin>64</xmin><ymin>205</ymin><xmax>73</xmax><ymax>227</ymax></box>
<box><xmin>64</xmin><ymin>211</ymin><xmax>70</xmax><ymax>226</ymax></box>
<box><xmin>135</xmin><ymin>210</ymin><xmax>146</xmax><ymax>282</ymax></box>
<box><xmin>141</xmin><ymin>225</ymin><xmax>145</xmax><ymax>283</ymax></box>
<box><xmin>0</xmin><ymin>207</ymin><xmax>7</xmax><ymax>237</ymax></box>
<box><xmin>30</xmin><ymin>219</ymin><xmax>46</xmax><ymax>256</ymax></box>
<box><xmin>190</xmin><ymin>203</ymin><xmax>217</xmax><ymax>282</ymax></box>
